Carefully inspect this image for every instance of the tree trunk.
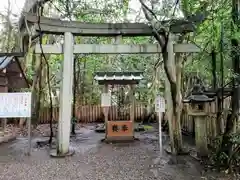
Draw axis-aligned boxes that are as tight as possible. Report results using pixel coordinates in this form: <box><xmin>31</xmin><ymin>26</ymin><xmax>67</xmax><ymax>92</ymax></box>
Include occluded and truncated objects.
<box><xmin>72</xmin><ymin>57</ymin><xmax>77</xmax><ymax>134</ymax></box>
<box><xmin>164</xmin><ymin>34</ymin><xmax>183</xmax><ymax>154</ymax></box>
<box><xmin>80</xmin><ymin>58</ymin><xmax>86</xmax><ymax>105</ymax></box>
<box><xmin>219</xmin><ymin>0</ymin><xmax>240</xmax><ymax>172</ymax></box>
<box><xmin>76</xmin><ymin>57</ymin><xmax>81</xmax><ymax>105</ymax></box>
<box><xmin>6</xmin><ymin>0</ymin><xmax>12</xmax><ymax>52</ymax></box>
<box><xmin>31</xmin><ymin>54</ymin><xmax>42</xmax><ymax>127</ymax></box>
<box><xmin>1</xmin><ymin>0</ymin><xmax>12</xmax><ymax>131</ymax></box>
<box><xmin>139</xmin><ymin>0</ymin><xmax>184</xmax><ymax>154</ymax></box>
<box><xmin>165</xmin><ymin>71</ymin><xmax>176</xmax><ymax>152</ymax></box>
<box><xmin>175</xmin><ymin>53</ymin><xmax>184</xmax><ymax>152</ymax></box>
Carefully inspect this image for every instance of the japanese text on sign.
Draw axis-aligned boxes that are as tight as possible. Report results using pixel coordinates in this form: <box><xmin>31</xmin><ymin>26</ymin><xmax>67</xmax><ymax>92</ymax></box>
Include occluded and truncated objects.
<box><xmin>112</xmin><ymin>124</ymin><xmax>129</xmax><ymax>132</ymax></box>
<box><xmin>155</xmin><ymin>95</ymin><xmax>165</xmax><ymax>113</ymax></box>
<box><xmin>0</xmin><ymin>93</ymin><xmax>32</xmax><ymax>118</ymax></box>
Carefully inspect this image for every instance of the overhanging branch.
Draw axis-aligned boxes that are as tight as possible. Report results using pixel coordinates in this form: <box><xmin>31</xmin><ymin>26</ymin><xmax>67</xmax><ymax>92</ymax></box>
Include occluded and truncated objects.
<box><xmin>139</xmin><ymin>0</ymin><xmax>165</xmax><ymax>47</ymax></box>
<box><xmin>139</xmin><ymin>0</ymin><xmax>176</xmax><ymax>85</ymax></box>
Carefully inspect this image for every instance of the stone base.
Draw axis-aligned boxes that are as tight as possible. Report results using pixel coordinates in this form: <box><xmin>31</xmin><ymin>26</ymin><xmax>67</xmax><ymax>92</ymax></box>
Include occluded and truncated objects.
<box><xmin>50</xmin><ymin>147</ymin><xmax>75</xmax><ymax>158</ymax></box>
<box><xmin>164</xmin><ymin>145</ymin><xmax>190</xmax><ymax>155</ymax></box>
<box><xmin>101</xmin><ymin>136</ymin><xmax>139</xmax><ymax>143</ymax></box>
<box><xmin>95</xmin><ymin>127</ymin><xmax>105</xmax><ymax>133</ymax></box>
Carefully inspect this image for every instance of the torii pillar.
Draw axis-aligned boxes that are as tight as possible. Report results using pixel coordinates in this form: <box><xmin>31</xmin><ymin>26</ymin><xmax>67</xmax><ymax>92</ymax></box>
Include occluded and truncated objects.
<box><xmin>51</xmin><ymin>32</ymin><xmax>75</xmax><ymax>157</ymax></box>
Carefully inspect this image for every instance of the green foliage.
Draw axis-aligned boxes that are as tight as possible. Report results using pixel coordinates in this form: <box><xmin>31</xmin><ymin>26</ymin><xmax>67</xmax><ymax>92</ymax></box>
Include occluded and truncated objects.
<box><xmin>210</xmin><ymin>133</ymin><xmax>240</xmax><ymax>172</ymax></box>
<box><xmin>183</xmin><ymin>0</ymin><xmax>233</xmax><ymax>88</ymax></box>
<box><xmin>0</xmin><ymin>0</ymin><xmax>232</xmax><ymax>107</ymax></box>
<box><xmin>30</xmin><ymin>0</ymin><xmax>236</xmax><ymax>106</ymax></box>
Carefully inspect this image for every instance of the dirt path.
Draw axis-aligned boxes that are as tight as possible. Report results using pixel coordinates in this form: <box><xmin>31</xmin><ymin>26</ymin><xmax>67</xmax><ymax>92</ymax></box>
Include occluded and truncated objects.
<box><xmin>0</xmin><ymin>124</ymin><xmax>233</xmax><ymax>180</ymax></box>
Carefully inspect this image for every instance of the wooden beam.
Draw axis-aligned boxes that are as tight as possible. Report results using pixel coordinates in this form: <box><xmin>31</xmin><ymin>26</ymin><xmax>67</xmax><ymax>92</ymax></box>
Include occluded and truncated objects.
<box><xmin>25</xmin><ymin>14</ymin><xmax>196</xmax><ymax>36</ymax></box>
<box><xmin>33</xmin><ymin>23</ymin><xmax>153</xmax><ymax>36</ymax></box>
<box><xmin>35</xmin><ymin>43</ymin><xmax>200</xmax><ymax>54</ymax></box>
<box><xmin>0</xmin><ymin>52</ymin><xmax>24</xmax><ymax>57</ymax></box>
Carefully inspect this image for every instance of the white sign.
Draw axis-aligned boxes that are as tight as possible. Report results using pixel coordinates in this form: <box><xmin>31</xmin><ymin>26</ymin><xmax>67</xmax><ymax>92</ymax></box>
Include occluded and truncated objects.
<box><xmin>0</xmin><ymin>92</ymin><xmax>32</xmax><ymax>118</ymax></box>
<box><xmin>155</xmin><ymin>95</ymin><xmax>165</xmax><ymax>156</ymax></box>
<box><xmin>101</xmin><ymin>92</ymin><xmax>111</xmax><ymax>107</ymax></box>
<box><xmin>155</xmin><ymin>95</ymin><xmax>165</xmax><ymax>113</ymax></box>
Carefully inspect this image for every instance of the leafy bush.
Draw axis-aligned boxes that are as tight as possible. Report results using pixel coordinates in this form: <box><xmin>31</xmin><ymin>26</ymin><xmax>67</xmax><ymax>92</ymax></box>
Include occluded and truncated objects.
<box><xmin>209</xmin><ymin>133</ymin><xmax>240</xmax><ymax>173</ymax></box>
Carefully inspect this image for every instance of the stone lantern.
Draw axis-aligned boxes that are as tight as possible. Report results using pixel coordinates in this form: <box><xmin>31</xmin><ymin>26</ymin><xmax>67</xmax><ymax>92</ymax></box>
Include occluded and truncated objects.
<box><xmin>183</xmin><ymin>84</ymin><xmax>215</xmax><ymax>157</ymax></box>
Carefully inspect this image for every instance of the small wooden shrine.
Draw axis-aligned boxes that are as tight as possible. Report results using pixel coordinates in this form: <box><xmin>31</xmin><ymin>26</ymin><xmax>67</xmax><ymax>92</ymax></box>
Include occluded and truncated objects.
<box><xmin>0</xmin><ymin>56</ymin><xmax>29</xmax><ymax>92</ymax></box>
<box><xmin>94</xmin><ymin>71</ymin><xmax>143</xmax><ymax>142</ymax></box>
<box><xmin>0</xmin><ymin>55</ymin><xmax>29</xmax><ymax>137</ymax></box>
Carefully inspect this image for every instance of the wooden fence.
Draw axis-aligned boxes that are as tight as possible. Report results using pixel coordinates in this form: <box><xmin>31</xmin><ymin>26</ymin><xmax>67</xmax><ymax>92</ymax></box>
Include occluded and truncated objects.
<box><xmin>39</xmin><ymin>97</ymin><xmax>233</xmax><ymax>144</ymax></box>
<box><xmin>181</xmin><ymin>97</ymin><xmax>232</xmax><ymax>143</ymax></box>
<box><xmin>39</xmin><ymin>104</ymin><xmax>146</xmax><ymax>124</ymax></box>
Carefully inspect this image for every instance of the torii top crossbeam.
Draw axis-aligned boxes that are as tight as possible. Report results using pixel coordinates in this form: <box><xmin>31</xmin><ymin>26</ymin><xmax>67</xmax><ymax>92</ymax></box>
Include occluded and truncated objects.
<box><xmin>23</xmin><ymin>13</ymin><xmax>205</xmax><ymax>37</ymax></box>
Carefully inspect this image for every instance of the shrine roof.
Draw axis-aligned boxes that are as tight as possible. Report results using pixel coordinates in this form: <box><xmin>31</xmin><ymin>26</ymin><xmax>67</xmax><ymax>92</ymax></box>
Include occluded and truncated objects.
<box><xmin>0</xmin><ymin>56</ymin><xmax>14</xmax><ymax>70</ymax></box>
<box><xmin>94</xmin><ymin>72</ymin><xmax>143</xmax><ymax>81</ymax></box>
<box><xmin>0</xmin><ymin>56</ymin><xmax>30</xmax><ymax>89</ymax></box>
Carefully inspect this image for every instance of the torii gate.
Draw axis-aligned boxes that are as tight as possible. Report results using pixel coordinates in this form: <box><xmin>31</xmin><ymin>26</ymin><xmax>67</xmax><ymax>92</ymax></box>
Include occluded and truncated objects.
<box><xmin>23</xmin><ymin>13</ymin><xmax>201</xmax><ymax>157</ymax></box>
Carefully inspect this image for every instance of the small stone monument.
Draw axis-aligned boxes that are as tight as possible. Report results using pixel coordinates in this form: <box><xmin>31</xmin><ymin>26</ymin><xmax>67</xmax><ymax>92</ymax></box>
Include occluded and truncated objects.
<box><xmin>183</xmin><ymin>84</ymin><xmax>214</xmax><ymax>157</ymax></box>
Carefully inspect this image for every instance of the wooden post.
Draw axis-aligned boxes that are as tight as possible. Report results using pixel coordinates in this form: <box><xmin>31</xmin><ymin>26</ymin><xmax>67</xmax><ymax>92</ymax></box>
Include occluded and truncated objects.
<box><xmin>195</xmin><ymin>116</ymin><xmax>208</xmax><ymax>157</ymax></box>
<box><xmin>130</xmin><ymin>84</ymin><xmax>135</xmax><ymax>136</ymax></box>
<box><xmin>0</xmin><ymin>68</ymin><xmax>8</xmax><ymax>133</ymax></box>
<box><xmin>57</xmin><ymin>32</ymin><xmax>74</xmax><ymax>155</ymax></box>
<box><xmin>103</xmin><ymin>84</ymin><xmax>109</xmax><ymax>139</ymax></box>
<box><xmin>155</xmin><ymin>95</ymin><xmax>165</xmax><ymax>156</ymax></box>
<box><xmin>27</xmin><ymin>92</ymin><xmax>34</xmax><ymax>156</ymax></box>
<box><xmin>158</xmin><ymin>112</ymin><xmax>163</xmax><ymax>156</ymax></box>
<box><xmin>27</xmin><ymin>118</ymin><xmax>32</xmax><ymax>156</ymax></box>
<box><xmin>211</xmin><ymin>101</ymin><xmax>217</xmax><ymax>138</ymax></box>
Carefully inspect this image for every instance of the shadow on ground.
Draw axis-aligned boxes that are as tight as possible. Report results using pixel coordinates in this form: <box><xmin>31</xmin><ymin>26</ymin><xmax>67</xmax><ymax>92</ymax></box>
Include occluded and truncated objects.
<box><xmin>0</xmin><ymin>124</ymin><xmax>234</xmax><ymax>180</ymax></box>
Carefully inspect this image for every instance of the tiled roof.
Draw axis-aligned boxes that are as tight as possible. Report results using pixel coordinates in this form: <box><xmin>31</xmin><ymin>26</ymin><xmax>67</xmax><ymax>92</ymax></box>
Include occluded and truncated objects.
<box><xmin>94</xmin><ymin>72</ymin><xmax>143</xmax><ymax>81</ymax></box>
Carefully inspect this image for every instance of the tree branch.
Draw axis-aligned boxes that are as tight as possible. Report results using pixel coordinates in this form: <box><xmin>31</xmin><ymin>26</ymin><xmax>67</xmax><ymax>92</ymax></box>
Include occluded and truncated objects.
<box><xmin>139</xmin><ymin>0</ymin><xmax>165</xmax><ymax>47</ymax></box>
<box><xmin>139</xmin><ymin>0</ymin><xmax>179</xmax><ymax>86</ymax></box>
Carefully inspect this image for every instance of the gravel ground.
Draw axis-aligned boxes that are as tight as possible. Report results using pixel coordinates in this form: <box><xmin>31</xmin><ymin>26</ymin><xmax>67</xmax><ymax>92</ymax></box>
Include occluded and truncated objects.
<box><xmin>0</xmin><ymin>124</ymin><xmax>234</xmax><ymax>180</ymax></box>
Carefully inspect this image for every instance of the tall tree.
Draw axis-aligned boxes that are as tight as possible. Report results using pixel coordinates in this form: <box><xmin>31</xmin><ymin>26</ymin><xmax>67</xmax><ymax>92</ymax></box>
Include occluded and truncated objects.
<box><xmin>138</xmin><ymin>0</ymin><xmax>184</xmax><ymax>154</ymax></box>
